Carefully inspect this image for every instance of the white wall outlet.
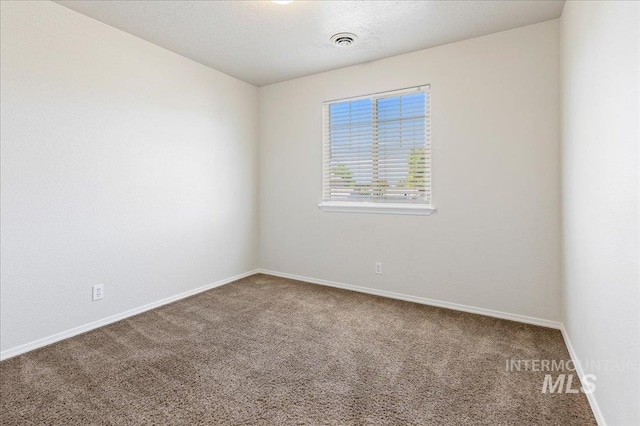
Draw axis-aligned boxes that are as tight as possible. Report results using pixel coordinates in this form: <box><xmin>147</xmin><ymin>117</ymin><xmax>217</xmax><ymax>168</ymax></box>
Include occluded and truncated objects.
<box><xmin>375</xmin><ymin>262</ymin><xmax>383</xmax><ymax>275</ymax></box>
<box><xmin>92</xmin><ymin>284</ymin><xmax>104</xmax><ymax>301</ymax></box>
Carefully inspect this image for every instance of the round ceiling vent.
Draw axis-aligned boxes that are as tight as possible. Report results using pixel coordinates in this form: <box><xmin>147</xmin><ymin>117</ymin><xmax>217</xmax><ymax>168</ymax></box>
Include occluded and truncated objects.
<box><xmin>330</xmin><ymin>32</ymin><xmax>358</xmax><ymax>48</ymax></box>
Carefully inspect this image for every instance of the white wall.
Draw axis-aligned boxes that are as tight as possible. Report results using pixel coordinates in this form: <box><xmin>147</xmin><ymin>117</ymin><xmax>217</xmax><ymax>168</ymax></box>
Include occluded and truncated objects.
<box><xmin>561</xmin><ymin>2</ymin><xmax>640</xmax><ymax>424</ymax></box>
<box><xmin>259</xmin><ymin>20</ymin><xmax>561</xmax><ymax>323</ymax></box>
<box><xmin>0</xmin><ymin>1</ymin><xmax>259</xmax><ymax>354</ymax></box>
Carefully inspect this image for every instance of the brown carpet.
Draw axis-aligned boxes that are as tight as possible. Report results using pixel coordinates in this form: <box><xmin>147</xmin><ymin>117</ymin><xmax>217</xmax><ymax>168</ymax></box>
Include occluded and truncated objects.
<box><xmin>1</xmin><ymin>274</ymin><xmax>595</xmax><ymax>425</ymax></box>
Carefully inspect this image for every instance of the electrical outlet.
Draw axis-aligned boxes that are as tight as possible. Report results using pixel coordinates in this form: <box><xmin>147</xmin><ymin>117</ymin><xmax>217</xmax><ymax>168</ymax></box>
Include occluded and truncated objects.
<box><xmin>92</xmin><ymin>284</ymin><xmax>104</xmax><ymax>301</ymax></box>
<box><xmin>375</xmin><ymin>262</ymin><xmax>383</xmax><ymax>275</ymax></box>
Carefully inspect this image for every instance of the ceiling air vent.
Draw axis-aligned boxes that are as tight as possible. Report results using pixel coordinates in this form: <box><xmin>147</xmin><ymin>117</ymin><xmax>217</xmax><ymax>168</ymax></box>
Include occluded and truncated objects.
<box><xmin>331</xmin><ymin>32</ymin><xmax>358</xmax><ymax>48</ymax></box>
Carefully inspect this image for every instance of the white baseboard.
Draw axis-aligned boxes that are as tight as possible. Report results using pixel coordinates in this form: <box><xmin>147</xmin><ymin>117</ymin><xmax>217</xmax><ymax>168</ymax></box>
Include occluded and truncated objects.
<box><xmin>0</xmin><ymin>269</ymin><xmax>259</xmax><ymax>361</ymax></box>
<box><xmin>560</xmin><ymin>325</ymin><xmax>607</xmax><ymax>426</ymax></box>
<box><xmin>257</xmin><ymin>269</ymin><xmax>562</xmax><ymax>329</ymax></box>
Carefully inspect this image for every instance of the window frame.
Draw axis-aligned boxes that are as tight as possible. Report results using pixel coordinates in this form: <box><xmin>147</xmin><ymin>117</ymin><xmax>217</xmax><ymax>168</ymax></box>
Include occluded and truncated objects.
<box><xmin>318</xmin><ymin>85</ymin><xmax>436</xmax><ymax>216</ymax></box>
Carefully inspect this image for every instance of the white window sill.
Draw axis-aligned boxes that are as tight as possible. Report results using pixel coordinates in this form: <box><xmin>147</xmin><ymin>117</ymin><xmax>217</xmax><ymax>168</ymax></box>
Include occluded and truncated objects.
<box><xmin>318</xmin><ymin>201</ymin><xmax>437</xmax><ymax>216</ymax></box>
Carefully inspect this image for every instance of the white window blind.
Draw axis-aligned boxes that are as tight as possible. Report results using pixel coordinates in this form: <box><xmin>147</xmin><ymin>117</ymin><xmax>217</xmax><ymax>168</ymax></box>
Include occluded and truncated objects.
<box><xmin>322</xmin><ymin>85</ymin><xmax>431</xmax><ymax>210</ymax></box>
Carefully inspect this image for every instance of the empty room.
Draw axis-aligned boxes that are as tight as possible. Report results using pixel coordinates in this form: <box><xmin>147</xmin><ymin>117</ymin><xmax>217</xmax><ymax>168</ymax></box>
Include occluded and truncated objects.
<box><xmin>1</xmin><ymin>0</ymin><xmax>638</xmax><ymax>424</ymax></box>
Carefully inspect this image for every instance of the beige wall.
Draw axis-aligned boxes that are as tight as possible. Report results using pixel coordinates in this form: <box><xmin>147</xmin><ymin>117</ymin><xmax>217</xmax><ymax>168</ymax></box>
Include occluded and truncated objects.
<box><xmin>561</xmin><ymin>1</ymin><xmax>640</xmax><ymax>424</ymax></box>
<box><xmin>259</xmin><ymin>20</ymin><xmax>561</xmax><ymax>323</ymax></box>
<box><xmin>0</xmin><ymin>1</ymin><xmax>259</xmax><ymax>353</ymax></box>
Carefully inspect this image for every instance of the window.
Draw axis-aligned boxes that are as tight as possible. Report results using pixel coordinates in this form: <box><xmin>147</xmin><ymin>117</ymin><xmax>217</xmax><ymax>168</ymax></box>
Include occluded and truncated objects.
<box><xmin>319</xmin><ymin>85</ymin><xmax>435</xmax><ymax>215</ymax></box>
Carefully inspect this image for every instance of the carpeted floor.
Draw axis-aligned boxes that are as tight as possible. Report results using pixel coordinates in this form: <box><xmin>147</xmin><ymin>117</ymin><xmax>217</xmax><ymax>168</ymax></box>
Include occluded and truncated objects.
<box><xmin>1</xmin><ymin>274</ymin><xmax>595</xmax><ymax>425</ymax></box>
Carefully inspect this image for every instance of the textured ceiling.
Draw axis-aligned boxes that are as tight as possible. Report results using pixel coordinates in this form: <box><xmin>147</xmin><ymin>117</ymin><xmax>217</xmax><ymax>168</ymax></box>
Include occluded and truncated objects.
<box><xmin>55</xmin><ymin>1</ymin><xmax>565</xmax><ymax>86</ymax></box>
